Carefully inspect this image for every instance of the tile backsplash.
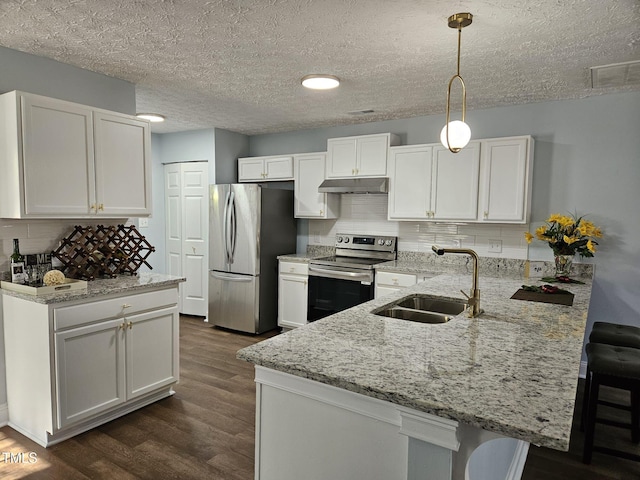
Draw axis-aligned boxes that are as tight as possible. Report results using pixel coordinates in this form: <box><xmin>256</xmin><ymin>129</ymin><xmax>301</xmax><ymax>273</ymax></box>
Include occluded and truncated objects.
<box><xmin>308</xmin><ymin>195</ymin><xmax>529</xmax><ymax>259</ymax></box>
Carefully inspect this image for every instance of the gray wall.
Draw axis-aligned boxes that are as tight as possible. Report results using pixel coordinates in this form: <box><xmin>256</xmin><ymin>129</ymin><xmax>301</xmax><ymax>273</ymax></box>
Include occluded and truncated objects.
<box><xmin>249</xmin><ymin>91</ymin><xmax>640</xmax><ymax>357</ymax></box>
<box><xmin>215</xmin><ymin>128</ymin><xmax>250</xmax><ymax>184</ymax></box>
<box><xmin>0</xmin><ymin>46</ymin><xmax>135</xmax><ymax>114</ymax></box>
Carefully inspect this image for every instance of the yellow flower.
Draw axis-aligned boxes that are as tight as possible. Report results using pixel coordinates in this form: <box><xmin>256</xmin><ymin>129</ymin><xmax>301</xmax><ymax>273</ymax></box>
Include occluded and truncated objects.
<box><xmin>563</xmin><ymin>235</ymin><xmax>578</xmax><ymax>244</ymax></box>
<box><xmin>587</xmin><ymin>239</ymin><xmax>597</xmax><ymax>253</ymax></box>
<box><xmin>558</xmin><ymin>216</ymin><xmax>575</xmax><ymax>228</ymax></box>
<box><xmin>535</xmin><ymin>226</ymin><xmax>547</xmax><ymax>240</ymax></box>
<box><xmin>547</xmin><ymin>213</ymin><xmax>564</xmax><ymax>223</ymax></box>
<box><xmin>524</xmin><ymin>232</ymin><xmax>534</xmax><ymax>244</ymax></box>
<box><xmin>593</xmin><ymin>227</ymin><xmax>603</xmax><ymax>238</ymax></box>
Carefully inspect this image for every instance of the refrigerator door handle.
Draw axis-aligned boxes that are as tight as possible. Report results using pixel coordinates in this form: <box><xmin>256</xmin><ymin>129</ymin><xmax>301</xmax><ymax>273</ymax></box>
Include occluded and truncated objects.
<box><xmin>210</xmin><ymin>271</ymin><xmax>253</xmax><ymax>282</ymax></box>
<box><xmin>229</xmin><ymin>191</ymin><xmax>237</xmax><ymax>263</ymax></box>
<box><xmin>223</xmin><ymin>191</ymin><xmax>233</xmax><ymax>264</ymax></box>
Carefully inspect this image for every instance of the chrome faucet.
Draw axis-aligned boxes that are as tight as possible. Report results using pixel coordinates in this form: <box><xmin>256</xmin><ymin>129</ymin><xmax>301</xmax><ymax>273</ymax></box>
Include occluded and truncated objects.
<box><xmin>432</xmin><ymin>245</ymin><xmax>483</xmax><ymax>317</ymax></box>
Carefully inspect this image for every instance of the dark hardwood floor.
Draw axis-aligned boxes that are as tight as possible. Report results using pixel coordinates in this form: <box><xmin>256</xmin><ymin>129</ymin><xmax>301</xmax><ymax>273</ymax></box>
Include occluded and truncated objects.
<box><xmin>1</xmin><ymin>316</ymin><xmax>639</xmax><ymax>479</ymax></box>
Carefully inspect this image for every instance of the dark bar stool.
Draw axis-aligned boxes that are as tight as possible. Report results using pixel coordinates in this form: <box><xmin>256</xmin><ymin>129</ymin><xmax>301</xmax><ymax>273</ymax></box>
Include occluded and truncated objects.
<box><xmin>581</xmin><ymin>322</ymin><xmax>640</xmax><ymax>431</ymax></box>
<box><xmin>582</xmin><ymin>342</ymin><xmax>640</xmax><ymax>464</ymax></box>
<box><xmin>590</xmin><ymin>321</ymin><xmax>640</xmax><ymax>349</ymax></box>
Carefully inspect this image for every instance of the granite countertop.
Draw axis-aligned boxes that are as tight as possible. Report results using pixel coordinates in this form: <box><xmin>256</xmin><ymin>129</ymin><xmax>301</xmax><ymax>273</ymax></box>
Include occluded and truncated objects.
<box><xmin>238</xmin><ymin>270</ymin><xmax>592</xmax><ymax>451</ymax></box>
<box><xmin>0</xmin><ymin>273</ymin><xmax>185</xmax><ymax>305</ymax></box>
<box><xmin>277</xmin><ymin>253</ymin><xmax>319</xmax><ymax>262</ymax></box>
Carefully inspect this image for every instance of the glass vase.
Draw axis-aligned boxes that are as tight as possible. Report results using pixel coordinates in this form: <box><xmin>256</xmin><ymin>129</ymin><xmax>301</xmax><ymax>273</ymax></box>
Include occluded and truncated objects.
<box><xmin>554</xmin><ymin>254</ymin><xmax>574</xmax><ymax>277</ymax></box>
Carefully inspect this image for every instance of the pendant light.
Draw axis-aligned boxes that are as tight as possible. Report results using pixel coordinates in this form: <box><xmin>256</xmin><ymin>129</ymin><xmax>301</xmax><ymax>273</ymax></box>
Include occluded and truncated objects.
<box><xmin>440</xmin><ymin>12</ymin><xmax>473</xmax><ymax>153</ymax></box>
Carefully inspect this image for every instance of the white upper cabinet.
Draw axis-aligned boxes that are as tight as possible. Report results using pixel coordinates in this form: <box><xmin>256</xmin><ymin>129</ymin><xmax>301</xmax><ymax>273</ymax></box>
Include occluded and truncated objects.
<box><xmin>293</xmin><ymin>153</ymin><xmax>339</xmax><ymax>219</ymax></box>
<box><xmin>238</xmin><ymin>155</ymin><xmax>294</xmax><ymax>182</ymax></box>
<box><xmin>94</xmin><ymin>112</ymin><xmax>151</xmax><ymax>216</ymax></box>
<box><xmin>326</xmin><ymin>133</ymin><xmax>400</xmax><ymax>178</ymax></box>
<box><xmin>431</xmin><ymin>142</ymin><xmax>480</xmax><ymax>221</ymax></box>
<box><xmin>388</xmin><ymin>137</ymin><xmax>531</xmax><ymax>223</ymax></box>
<box><xmin>0</xmin><ymin>91</ymin><xmax>151</xmax><ymax>218</ymax></box>
<box><xmin>478</xmin><ymin>136</ymin><xmax>533</xmax><ymax>223</ymax></box>
<box><xmin>388</xmin><ymin>141</ymin><xmax>480</xmax><ymax>221</ymax></box>
<box><xmin>387</xmin><ymin>145</ymin><xmax>433</xmax><ymax>220</ymax></box>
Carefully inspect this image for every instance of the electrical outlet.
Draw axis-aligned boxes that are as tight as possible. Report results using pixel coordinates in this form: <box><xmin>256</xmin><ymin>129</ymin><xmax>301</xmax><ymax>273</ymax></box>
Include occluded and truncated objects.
<box><xmin>488</xmin><ymin>239</ymin><xmax>502</xmax><ymax>253</ymax></box>
<box><xmin>139</xmin><ymin>218</ymin><xmax>149</xmax><ymax>228</ymax></box>
<box><xmin>527</xmin><ymin>261</ymin><xmax>545</xmax><ymax>278</ymax></box>
<box><xmin>452</xmin><ymin>239</ymin><xmax>461</xmax><ymax>247</ymax></box>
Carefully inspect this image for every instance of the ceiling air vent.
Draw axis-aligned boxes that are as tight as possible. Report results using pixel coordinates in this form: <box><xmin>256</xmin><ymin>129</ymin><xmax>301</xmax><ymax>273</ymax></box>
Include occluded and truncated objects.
<box><xmin>347</xmin><ymin>109</ymin><xmax>375</xmax><ymax>115</ymax></box>
<box><xmin>590</xmin><ymin>60</ymin><xmax>640</xmax><ymax>88</ymax></box>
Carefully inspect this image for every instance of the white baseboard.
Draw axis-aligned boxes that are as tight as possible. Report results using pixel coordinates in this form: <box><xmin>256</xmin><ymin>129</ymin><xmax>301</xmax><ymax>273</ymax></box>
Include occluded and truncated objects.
<box><xmin>0</xmin><ymin>402</ymin><xmax>8</xmax><ymax>427</ymax></box>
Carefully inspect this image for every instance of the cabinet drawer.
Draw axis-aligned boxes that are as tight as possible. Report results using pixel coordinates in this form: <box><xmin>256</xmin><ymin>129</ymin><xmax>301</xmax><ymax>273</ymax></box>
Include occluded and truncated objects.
<box><xmin>54</xmin><ymin>288</ymin><xmax>179</xmax><ymax>331</ymax></box>
<box><xmin>375</xmin><ymin>271</ymin><xmax>417</xmax><ymax>287</ymax></box>
<box><xmin>279</xmin><ymin>261</ymin><xmax>309</xmax><ymax>276</ymax></box>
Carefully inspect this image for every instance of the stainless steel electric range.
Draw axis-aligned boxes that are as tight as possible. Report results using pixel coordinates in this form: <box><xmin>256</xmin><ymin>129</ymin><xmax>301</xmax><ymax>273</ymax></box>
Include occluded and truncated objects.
<box><xmin>307</xmin><ymin>233</ymin><xmax>397</xmax><ymax>321</ymax></box>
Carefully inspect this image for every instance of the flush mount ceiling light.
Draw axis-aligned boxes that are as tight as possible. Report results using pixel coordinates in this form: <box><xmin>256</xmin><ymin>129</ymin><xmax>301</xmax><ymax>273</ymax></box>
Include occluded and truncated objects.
<box><xmin>136</xmin><ymin>113</ymin><xmax>166</xmax><ymax>122</ymax></box>
<box><xmin>301</xmin><ymin>74</ymin><xmax>340</xmax><ymax>90</ymax></box>
<box><xmin>440</xmin><ymin>12</ymin><xmax>473</xmax><ymax>154</ymax></box>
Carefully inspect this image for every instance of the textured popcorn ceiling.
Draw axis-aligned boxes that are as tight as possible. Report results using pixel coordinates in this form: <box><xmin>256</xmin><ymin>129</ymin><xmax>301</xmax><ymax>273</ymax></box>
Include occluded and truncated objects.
<box><xmin>1</xmin><ymin>0</ymin><xmax>638</xmax><ymax>135</ymax></box>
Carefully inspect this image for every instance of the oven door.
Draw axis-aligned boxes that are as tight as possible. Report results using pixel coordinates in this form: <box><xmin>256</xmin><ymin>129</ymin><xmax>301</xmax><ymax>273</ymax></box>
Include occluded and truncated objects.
<box><xmin>307</xmin><ymin>265</ymin><xmax>374</xmax><ymax>322</ymax></box>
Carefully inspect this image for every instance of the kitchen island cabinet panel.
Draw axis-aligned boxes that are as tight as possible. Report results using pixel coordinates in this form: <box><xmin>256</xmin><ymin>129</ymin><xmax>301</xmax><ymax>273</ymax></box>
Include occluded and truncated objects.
<box><xmin>0</xmin><ymin>90</ymin><xmax>151</xmax><ymax>218</ymax></box>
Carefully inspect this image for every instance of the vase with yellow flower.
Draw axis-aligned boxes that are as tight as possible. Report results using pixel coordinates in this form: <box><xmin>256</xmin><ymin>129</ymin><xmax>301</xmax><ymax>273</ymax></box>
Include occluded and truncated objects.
<box><xmin>525</xmin><ymin>213</ymin><xmax>602</xmax><ymax>277</ymax></box>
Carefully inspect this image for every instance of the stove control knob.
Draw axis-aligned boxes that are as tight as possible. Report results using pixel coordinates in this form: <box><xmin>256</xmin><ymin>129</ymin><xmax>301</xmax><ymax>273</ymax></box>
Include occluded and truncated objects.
<box><xmin>337</xmin><ymin>236</ymin><xmax>343</xmax><ymax>243</ymax></box>
<box><xmin>385</xmin><ymin>239</ymin><xmax>393</xmax><ymax>246</ymax></box>
<box><xmin>343</xmin><ymin>237</ymin><xmax>350</xmax><ymax>243</ymax></box>
<box><xmin>378</xmin><ymin>239</ymin><xmax>385</xmax><ymax>245</ymax></box>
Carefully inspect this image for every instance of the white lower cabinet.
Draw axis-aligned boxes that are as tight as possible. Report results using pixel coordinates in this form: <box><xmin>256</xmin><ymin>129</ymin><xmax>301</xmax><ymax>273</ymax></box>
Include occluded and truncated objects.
<box><xmin>375</xmin><ymin>270</ymin><xmax>435</xmax><ymax>299</ymax></box>
<box><xmin>278</xmin><ymin>261</ymin><xmax>308</xmax><ymax>329</ymax></box>
<box><xmin>2</xmin><ymin>286</ymin><xmax>179</xmax><ymax>447</ymax></box>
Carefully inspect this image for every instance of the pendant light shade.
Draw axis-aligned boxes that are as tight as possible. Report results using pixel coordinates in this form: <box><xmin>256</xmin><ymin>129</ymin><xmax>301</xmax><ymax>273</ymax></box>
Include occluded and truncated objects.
<box><xmin>441</xmin><ymin>13</ymin><xmax>473</xmax><ymax>153</ymax></box>
<box><xmin>440</xmin><ymin>120</ymin><xmax>471</xmax><ymax>151</ymax></box>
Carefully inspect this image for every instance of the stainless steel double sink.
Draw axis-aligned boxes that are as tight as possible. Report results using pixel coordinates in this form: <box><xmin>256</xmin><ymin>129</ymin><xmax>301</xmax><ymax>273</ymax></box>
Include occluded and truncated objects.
<box><xmin>372</xmin><ymin>294</ymin><xmax>467</xmax><ymax>324</ymax></box>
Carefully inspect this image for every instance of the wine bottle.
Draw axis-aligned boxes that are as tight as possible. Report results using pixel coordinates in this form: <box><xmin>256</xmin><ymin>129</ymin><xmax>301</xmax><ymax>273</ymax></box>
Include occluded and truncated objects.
<box><xmin>10</xmin><ymin>238</ymin><xmax>26</xmax><ymax>284</ymax></box>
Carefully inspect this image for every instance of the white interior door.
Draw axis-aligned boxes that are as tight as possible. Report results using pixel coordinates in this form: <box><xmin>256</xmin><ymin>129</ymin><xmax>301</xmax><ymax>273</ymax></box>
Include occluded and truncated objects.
<box><xmin>165</xmin><ymin>164</ymin><xmax>183</xmax><ymax>312</ymax></box>
<box><xmin>181</xmin><ymin>163</ymin><xmax>209</xmax><ymax>317</ymax></box>
<box><xmin>164</xmin><ymin>161</ymin><xmax>209</xmax><ymax>318</ymax></box>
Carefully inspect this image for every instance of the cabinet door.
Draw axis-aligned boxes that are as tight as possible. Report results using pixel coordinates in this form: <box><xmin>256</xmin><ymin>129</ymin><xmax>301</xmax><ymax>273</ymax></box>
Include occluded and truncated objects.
<box><xmin>387</xmin><ymin>145</ymin><xmax>432</xmax><ymax>220</ymax></box>
<box><xmin>94</xmin><ymin>113</ymin><xmax>151</xmax><ymax>216</ymax></box>
<box><xmin>264</xmin><ymin>156</ymin><xmax>294</xmax><ymax>180</ymax></box>
<box><xmin>238</xmin><ymin>158</ymin><xmax>265</xmax><ymax>181</ymax></box>
<box><xmin>431</xmin><ymin>142</ymin><xmax>480</xmax><ymax>220</ymax></box>
<box><xmin>357</xmin><ymin>135</ymin><xmax>389</xmax><ymax>176</ymax></box>
<box><xmin>326</xmin><ymin>137</ymin><xmax>357</xmax><ymax>178</ymax></box>
<box><xmin>126</xmin><ymin>306</ymin><xmax>179</xmax><ymax>399</ymax></box>
<box><xmin>55</xmin><ymin>318</ymin><xmax>126</xmax><ymax>429</ymax></box>
<box><xmin>20</xmin><ymin>95</ymin><xmax>94</xmax><ymax>216</ymax></box>
<box><xmin>278</xmin><ymin>270</ymin><xmax>308</xmax><ymax>329</ymax></box>
<box><xmin>479</xmin><ymin>137</ymin><xmax>530</xmax><ymax>223</ymax></box>
<box><xmin>295</xmin><ymin>153</ymin><xmax>337</xmax><ymax>218</ymax></box>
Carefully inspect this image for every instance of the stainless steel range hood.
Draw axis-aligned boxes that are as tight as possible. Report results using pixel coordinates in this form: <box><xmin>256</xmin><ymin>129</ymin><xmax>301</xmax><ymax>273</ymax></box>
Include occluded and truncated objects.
<box><xmin>317</xmin><ymin>177</ymin><xmax>388</xmax><ymax>194</ymax></box>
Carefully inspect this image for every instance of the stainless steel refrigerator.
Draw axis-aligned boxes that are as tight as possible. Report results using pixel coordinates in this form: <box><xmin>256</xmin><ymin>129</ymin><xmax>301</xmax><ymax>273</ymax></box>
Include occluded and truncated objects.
<box><xmin>208</xmin><ymin>184</ymin><xmax>296</xmax><ymax>333</ymax></box>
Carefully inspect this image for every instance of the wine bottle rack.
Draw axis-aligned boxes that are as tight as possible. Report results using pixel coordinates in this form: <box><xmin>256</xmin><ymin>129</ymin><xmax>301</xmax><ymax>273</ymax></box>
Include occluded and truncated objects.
<box><xmin>51</xmin><ymin>225</ymin><xmax>155</xmax><ymax>281</ymax></box>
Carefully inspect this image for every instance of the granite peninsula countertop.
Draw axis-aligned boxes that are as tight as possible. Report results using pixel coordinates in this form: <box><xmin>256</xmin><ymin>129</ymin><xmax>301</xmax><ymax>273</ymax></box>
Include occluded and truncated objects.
<box><xmin>238</xmin><ymin>270</ymin><xmax>592</xmax><ymax>451</ymax></box>
<box><xmin>0</xmin><ymin>273</ymin><xmax>185</xmax><ymax>305</ymax></box>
